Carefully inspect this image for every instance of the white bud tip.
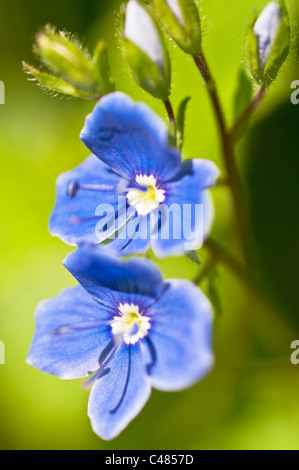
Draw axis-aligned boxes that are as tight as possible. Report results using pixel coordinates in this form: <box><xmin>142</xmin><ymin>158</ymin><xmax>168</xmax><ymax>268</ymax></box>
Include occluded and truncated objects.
<box><xmin>254</xmin><ymin>2</ymin><xmax>282</xmax><ymax>70</ymax></box>
<box><xmin>125</xmin><ymin>0</ymin><xmax>165</xmax><ymax>72</ymax></box>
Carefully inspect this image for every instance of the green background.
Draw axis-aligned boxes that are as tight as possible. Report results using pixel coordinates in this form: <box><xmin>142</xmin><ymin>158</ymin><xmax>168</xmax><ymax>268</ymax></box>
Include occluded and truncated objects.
<box><xmin>0</xmin><ymin>0</ymin><xmax>299</xmax><ymax>450</ymax></box>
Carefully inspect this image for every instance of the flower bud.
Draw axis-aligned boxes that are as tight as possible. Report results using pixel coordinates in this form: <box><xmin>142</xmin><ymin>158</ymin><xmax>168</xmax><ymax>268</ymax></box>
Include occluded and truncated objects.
<box><xmin>246</xmin><ymin>1</ymin><xmax>290</xmax><ymax>87</ymax></box>
<box><xmin>35</xmin><ymin>26</ymin><xmax>97</xmax><ymax>90</ymax></box>
<box><xmin>153</xmin><ymin>0</ymin><xmax>201</xmax><ymax>55</ymax></box>
<box><xmin>24</xmin><ymin>25</ymin><xmax>115</xmax><ymax>100</ymax></box>
<box><xmin>124</xmin><ymin>0</ymin><xmax>171</xmax><ymax>99</ymax></box>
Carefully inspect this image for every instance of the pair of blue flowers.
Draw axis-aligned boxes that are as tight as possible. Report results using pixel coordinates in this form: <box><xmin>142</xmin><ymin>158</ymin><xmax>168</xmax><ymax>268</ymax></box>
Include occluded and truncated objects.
<box><xmin>27</xmin><ymin>92</ymin><xmax>219</xmax><ymax>440</ymax></box>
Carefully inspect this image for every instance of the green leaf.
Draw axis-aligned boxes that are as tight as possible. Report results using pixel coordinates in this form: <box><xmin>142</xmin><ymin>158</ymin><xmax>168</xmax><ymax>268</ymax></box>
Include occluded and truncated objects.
<box><xmin>245</xmin><ymin>12</ymin><xmax>261</xmax><ymax>85</ymax></box>
<box><xmin>23</xmin><ymin>63</ymin><xmax>100</xmax><ymax>100</ymax></box>
<box><xmin>154</xmin><ymin>0</ymin><xmax>201</xmax><ymax>55</ymax></box>
<box><xmin>124</xmin><ymin>38</ymin><xmax>170</xmax><ymax>100</ymax></box>
<box><xmin>177</xmin><ymin>96</ymin><xmax>191</xmax><ymax>149</ymax></box>
<box><xmin>233</xmin><ymin>67</ymin><xmax>253</xmax><ymax>121</ymax></box>
<box><xmin>185</xmin><ymin>250</ymin><xmax>201</xmax><ymax>265</ymax></box>
<box><xmin>124</xmin><ymin>1</ymin><xmax>171</xmax><ymax>99</ymax></box>
<box><xmin>263</xmin><ymin>18</ymin><xmax>290</xmax><ymax>86</ymax></box>
<box><xmin>92</xmin><ymin>41</ymin><xmax>115</xmax><ymax>94</ymax></box>
<box><xmin>207</xmin><ymin>270</ymin><xmax>222</xmax><ymax>317</ymax></box>
<box><xmin>167</xmin><ymin>122</ymin><xmax>177</xmax><ymax>147</ymax></box>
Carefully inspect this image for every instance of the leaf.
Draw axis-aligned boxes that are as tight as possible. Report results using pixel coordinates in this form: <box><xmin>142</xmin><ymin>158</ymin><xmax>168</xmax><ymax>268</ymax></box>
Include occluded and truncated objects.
<box><xmin>233</xmin><ymin>67</ymin><xmax>253</xmax><ymax>121</ymax></box>
<box><xmin>185</xmin><ymin>250</ymin><xmax>201</xmax><ymax>265</ymax></box>
<box><xmin>92</xmin><ymin>41</ymin><xmax>115</xmax><ymax>94</ymax></box>
<box><xmin>22</xmin><ymin>62</ymin><xmax>100</xmax><ymax>100</ymax></box>
<box><xmin>124</xmin><ymin>39</ymin><xmax>170</xmax><ymax>100</ymax></box>
<box><xmin>177</xmin><ymin>96</ymin><xmax>191</xmax><ymax>150</ymax></box>
<box><xmin>167</xmin><ymin>120</ymin><xmax>177</xmax><ymax>147</ymax></box>
<box><xmin>207</xmin><ymin>270</ymin><xmax>222</xmax><ymax>317</ymax></box>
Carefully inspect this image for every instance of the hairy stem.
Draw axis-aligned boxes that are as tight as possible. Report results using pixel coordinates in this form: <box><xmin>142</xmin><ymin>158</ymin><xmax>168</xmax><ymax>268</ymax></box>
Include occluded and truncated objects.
<box><xmin>193</xmin><ymin>53</ymin><xmax>227</xmax><ymax>152</ymax></box>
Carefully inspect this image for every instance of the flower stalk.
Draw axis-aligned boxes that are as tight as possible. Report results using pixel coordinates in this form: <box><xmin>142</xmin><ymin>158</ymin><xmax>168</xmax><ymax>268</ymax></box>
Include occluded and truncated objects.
<box><xmin>230</xmin><ymin>87</ymin><xmax>266</xmax><ymax>142</ymax></box>
<box><xmin>193</xmin><ymin>51</ymin><xmax>252</xmax><ymax>265</ymax></box>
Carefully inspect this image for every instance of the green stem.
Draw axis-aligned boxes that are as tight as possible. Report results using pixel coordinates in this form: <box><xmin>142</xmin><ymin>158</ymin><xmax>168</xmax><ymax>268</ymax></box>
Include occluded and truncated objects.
<box><xmin>191</xmin><ymin>54</ymin><xmax>287</xmax><ymax>332</ymax></box>
<box><xmin>193</xmin><ymin>238</ymin><xmax>251</xmax><ymax>288</ymax></box>
<box><xmin>163</xmin><ymin>98</ymin><xmax>177</xmax><ymax>147</ymax></box>
<box><xmin>193</xmin><ymin>53</ymin><xmax>227</xmax><ymax>153</ymax></box>
<box><xmin>230</xmin><ymin>87</ymin><xmax>266</xmax><ymax>142</ymax></box>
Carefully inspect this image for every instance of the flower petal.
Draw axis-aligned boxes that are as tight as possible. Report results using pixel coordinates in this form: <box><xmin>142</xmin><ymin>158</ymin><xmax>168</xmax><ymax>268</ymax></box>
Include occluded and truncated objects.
<box><xmin>80</xmin><ymin>92</ymin><xmax>181</xmax><ymax>183</ymax></box>
<box><xmin>152</xmin><ymin>159</ymin><xmax>219</xmax><ymax>257</ymax></box>
<box><xmin>166</xmin><ymin>158</ymin><xmax>220</xmax><ymax>188</ymax></box>
<box><xmin>147</xmin><ymin>279</ymin><xmax>214</xmax><ymax>391</ymax></box>
<box><xmin>63</xmin><ymin>245</ymin><xmax>164</xmax><ymax>301</ymax></box>
<box><xmin>88</xmin><ymin>342</ymin><xmax>151</xmax><ymax>440</ymax></box>
<box><xmin>49</xmin><ymin>155</ymin><xmax>122</xmax><ymax>245</ymax></box>
<box><xmin>27</xmin><ymin>286</ymin><xmax>112</xmax><ymax>380</ymax></box>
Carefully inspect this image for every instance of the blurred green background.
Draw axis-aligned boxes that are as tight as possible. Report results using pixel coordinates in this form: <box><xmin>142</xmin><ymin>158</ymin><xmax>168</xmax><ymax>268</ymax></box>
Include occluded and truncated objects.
<box><xmin>1</xmin><ymin>0</ymin><xmax>299</xmax><ymax>450</ymax></box>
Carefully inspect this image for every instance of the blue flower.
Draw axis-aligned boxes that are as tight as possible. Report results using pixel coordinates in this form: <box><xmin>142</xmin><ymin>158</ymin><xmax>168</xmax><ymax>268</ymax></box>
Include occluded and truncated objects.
<box><xmin>27</xmin><ymin>245</ymin><xmax>214</xmax><ymax>440</ymax></box>
<box><xmin>49</xmin><ymin>92</ymin><xmax>219</xmax><ymax>256</ymax></box>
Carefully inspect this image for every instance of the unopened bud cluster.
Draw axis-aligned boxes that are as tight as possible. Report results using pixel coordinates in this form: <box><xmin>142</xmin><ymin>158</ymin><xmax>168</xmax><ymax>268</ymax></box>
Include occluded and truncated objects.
<box><xmin>23</xmin><ymin>25</ymin><xmax>114</xmax><ymax>100</ymax></box>
<box><xmin>23</xmin><ymin>1</ymin><xmax>292</xmax><ymax>101</ymax></box>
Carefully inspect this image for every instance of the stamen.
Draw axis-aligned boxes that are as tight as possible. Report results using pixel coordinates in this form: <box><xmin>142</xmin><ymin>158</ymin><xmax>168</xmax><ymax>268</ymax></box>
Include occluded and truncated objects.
<box><xmin>67</xmin><ymin>180</ymin><xmax>79</xmax><ymax>198</ymax></box>
<box><xmin>79</xmin><ymin>183</ymin><xmax>117</xmax><ymax>192</ymax></box>
<box><xmin>124</xmin><ymin>185</ymin><xmax>147</xmax><ymax>193</ymax></box>
<box><xmin>67</xmin><ymin>179</ymin><xmax>116</xmax><ymax>198</ymax></box>
<box><xmin>70</xmin><ymin>202</ymin><xmax>123</xmax><ymax>229</ymax></box>
<box><xmin>71</xmin><ymin>215</ymin><xmax>104</xmax><ymax>225</ymax></box>
<box><xmin>110</xmin><ymin>345</ymin><xmax>132</xmax><ymax>414</ymax></box>
<box><xmin>52</xmin><ymin>321</ymin><xmax>111</xmax><ymax>336</ymax></box>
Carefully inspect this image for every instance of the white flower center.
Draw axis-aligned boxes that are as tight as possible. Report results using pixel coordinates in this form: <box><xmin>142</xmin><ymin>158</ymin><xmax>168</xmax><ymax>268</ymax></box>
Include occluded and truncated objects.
<box><xmin>126</xmin><ymin>174</ymin><xmax>165</xmax><ymax>216</ymax></box>
<box><xmin>111</xmin><ymin>303</ymin><xmax>151</xmax><ymax>345</ymax></box>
